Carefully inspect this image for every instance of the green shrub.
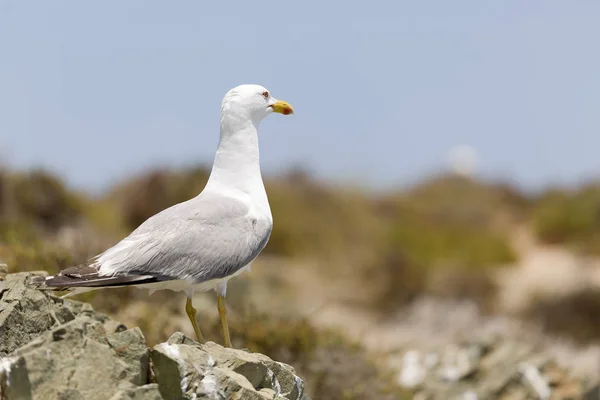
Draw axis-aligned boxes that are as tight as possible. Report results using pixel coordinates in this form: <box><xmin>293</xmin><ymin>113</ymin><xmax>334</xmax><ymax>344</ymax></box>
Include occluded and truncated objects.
<box><xmin>389</xmin><ymin>217</ymin><xmax>515</xmax><ymax>270</ymax></box>
<box><xmin>365</xmin><ymin>175</ymin><xmax>519</xmax><ymax>310</ymax></box>
<box><xmin>532</xmin><ymin>185</ymin><xmax>600</xmax><ymax>254</ymax></box>
<box><xmin>264</xmin><ymin>172</ymin><xmax>381</xmax><ymax>265</ymax></box>
<box><xmin>11</xmin><ymin>170</ymin><xmax>84</xmax><ymax>230</ymax></box>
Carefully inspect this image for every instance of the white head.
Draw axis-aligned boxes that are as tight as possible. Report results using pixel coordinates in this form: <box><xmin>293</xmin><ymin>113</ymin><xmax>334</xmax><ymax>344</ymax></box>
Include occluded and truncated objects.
<box><xmin>221</xmin><ymin>84</ymin><xmax>294</xmax><ymax>127</ymax></box>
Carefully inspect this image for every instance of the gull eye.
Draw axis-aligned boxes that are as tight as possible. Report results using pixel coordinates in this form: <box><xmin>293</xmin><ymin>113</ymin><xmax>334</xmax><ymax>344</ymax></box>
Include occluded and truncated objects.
<box><xmin>262</xmin><ymin>91</ymin><xmax>269</xmax><ymax>99</ymax></box>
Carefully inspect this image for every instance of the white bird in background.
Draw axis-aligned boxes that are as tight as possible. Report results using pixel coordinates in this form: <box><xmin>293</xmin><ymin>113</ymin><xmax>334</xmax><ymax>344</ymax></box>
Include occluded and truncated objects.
<box><xmin>31</xmin><ymin>84</ymin><xmax>294</xmax><ymax>348</ymax></box>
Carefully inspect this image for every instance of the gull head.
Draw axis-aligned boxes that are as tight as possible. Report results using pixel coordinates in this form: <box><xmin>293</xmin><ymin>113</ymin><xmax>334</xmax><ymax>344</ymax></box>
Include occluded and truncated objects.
<box><xmin>221</xmin><ymin>84</ymin><xmax>294</xmax><ymax>126</ymax></box>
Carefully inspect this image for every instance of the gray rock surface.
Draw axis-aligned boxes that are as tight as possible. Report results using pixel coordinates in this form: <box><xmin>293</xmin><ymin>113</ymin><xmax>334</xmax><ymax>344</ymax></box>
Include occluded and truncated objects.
<box><xmin>0</xmin><ymin>272</ymin><xmax>306</xmax><ymax>400</ymax></box>
<box><xmin>152</xmin><ymin>333</ymin><xmax>305</xmax><ymax>400</ymax></box>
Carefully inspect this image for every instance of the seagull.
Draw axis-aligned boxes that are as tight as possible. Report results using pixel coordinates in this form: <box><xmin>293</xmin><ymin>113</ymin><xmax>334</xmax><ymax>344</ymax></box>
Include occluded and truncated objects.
<box><xmin>30</xmin><ymin>84</ymin><xmax>294</xmax><ymax>348</ymax></box>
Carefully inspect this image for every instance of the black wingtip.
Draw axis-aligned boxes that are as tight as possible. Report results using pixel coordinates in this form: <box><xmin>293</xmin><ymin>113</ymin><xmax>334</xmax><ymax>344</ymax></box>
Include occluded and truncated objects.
<box><xmin>26</xmin><ymin>266</ymin><xmax>166</xmax><ymax>291</ymax></box>
<box><xmin>27</xmin><ymin>274</ymin><xmax>66</xmax><ymax>291</ymax></box>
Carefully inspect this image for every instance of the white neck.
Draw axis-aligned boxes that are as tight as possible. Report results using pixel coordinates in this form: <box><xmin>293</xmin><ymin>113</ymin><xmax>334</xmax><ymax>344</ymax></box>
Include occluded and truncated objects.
<box><xmin>204</xmin><ymin>114</ymin><xmax>267</xmax><ymax>200</ymax></box>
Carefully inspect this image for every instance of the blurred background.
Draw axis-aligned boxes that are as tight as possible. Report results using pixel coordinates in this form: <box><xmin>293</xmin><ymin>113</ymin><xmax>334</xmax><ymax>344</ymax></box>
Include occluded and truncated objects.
<box><xmin>1</xmin><ymin>1</ymin><xmax>600</xmax><ymax>398</ymax></box>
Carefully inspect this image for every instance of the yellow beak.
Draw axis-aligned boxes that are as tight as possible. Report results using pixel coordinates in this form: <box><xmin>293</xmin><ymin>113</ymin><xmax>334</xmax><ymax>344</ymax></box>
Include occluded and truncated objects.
<box><xmin>270</xmin><ymin>100</ymin><xmax>294</xmax><ymax>115</ymax></box>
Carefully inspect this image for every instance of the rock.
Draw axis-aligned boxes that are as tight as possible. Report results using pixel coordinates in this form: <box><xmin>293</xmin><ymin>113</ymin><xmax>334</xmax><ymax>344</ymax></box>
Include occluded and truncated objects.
<box><xmin>519</xmin><ymin>362</ymin><xmax>551</xmax><ymax>399</ymax></box>
<box><xmin>396</xmin><ymin>338</ymin><xmax>595</xmax><ymax>400</ymax></box>
<box><xmin>152</xmin><ymin>332</ymin><xmax>305</xmax><ymax>400</ymax></box>
<box><xmin>0</xmin><ymin>272</ymin><xmax>121</xmax><ymax>357</ymax></box>
<box><xmin>1</xmin><ymin>317</ymin><xmax>140</xmax><ymax>400</ymax></box>
<box><xmin>107</xmin><ymin>327</ymin><xmax>150</xmax><ymax>386</ymax></box>
<box><xmin>0</xmin><ymin>272</ymin><xmax>66</xmax><ymax>356</ymax></box>
<box><xmin>108</xmin><ymin>384</ymin><xmax>163</xmax><ymax>400</ymax></box>
<box><xmin>0</xmin><ymin>272</ymin><xmax>308</xmax><ymax>400</ymax></box>
<box><xmin>585</xmin><ymin>384</ymin><xmax>600</xmax><ymax>400</ymax></box>
<box><xmin>398</xmin><ymin>350</ymin><xmax>426</xmax><ymax>388</ymax></box>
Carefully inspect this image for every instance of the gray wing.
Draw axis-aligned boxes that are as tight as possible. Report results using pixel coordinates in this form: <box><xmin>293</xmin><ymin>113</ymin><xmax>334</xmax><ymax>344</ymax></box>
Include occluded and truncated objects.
<box><xmin>31</xmin><ymin>192</ymin><xmax>272</xmax><ymax>291</ymax></box>
<box><xmin>93</xmin><ymin>192</ymin><xmax>272</xmax><ymax>283</ymax></box>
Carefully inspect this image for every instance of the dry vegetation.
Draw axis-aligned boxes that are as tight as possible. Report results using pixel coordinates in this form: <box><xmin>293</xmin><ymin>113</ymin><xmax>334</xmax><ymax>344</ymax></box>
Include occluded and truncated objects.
<box><xmin>2</xmin><ymin>165</ymin><xmax>600</xmax><ymax>397</ymax></box>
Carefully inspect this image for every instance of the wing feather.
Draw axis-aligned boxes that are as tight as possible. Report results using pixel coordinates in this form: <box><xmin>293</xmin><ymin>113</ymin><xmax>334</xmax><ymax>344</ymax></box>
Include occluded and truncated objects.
<box><xmin>33</xmin><ymin>192</ymin><xmax>272</xmax><ymax>290</ymax></box>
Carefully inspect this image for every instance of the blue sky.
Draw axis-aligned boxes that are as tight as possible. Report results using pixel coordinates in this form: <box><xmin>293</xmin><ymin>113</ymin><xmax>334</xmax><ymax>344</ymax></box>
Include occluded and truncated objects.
<box><xmin>0</xmin><ymin>1</ymin><xmax>599</xmax><ymax>193</ymax></box>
